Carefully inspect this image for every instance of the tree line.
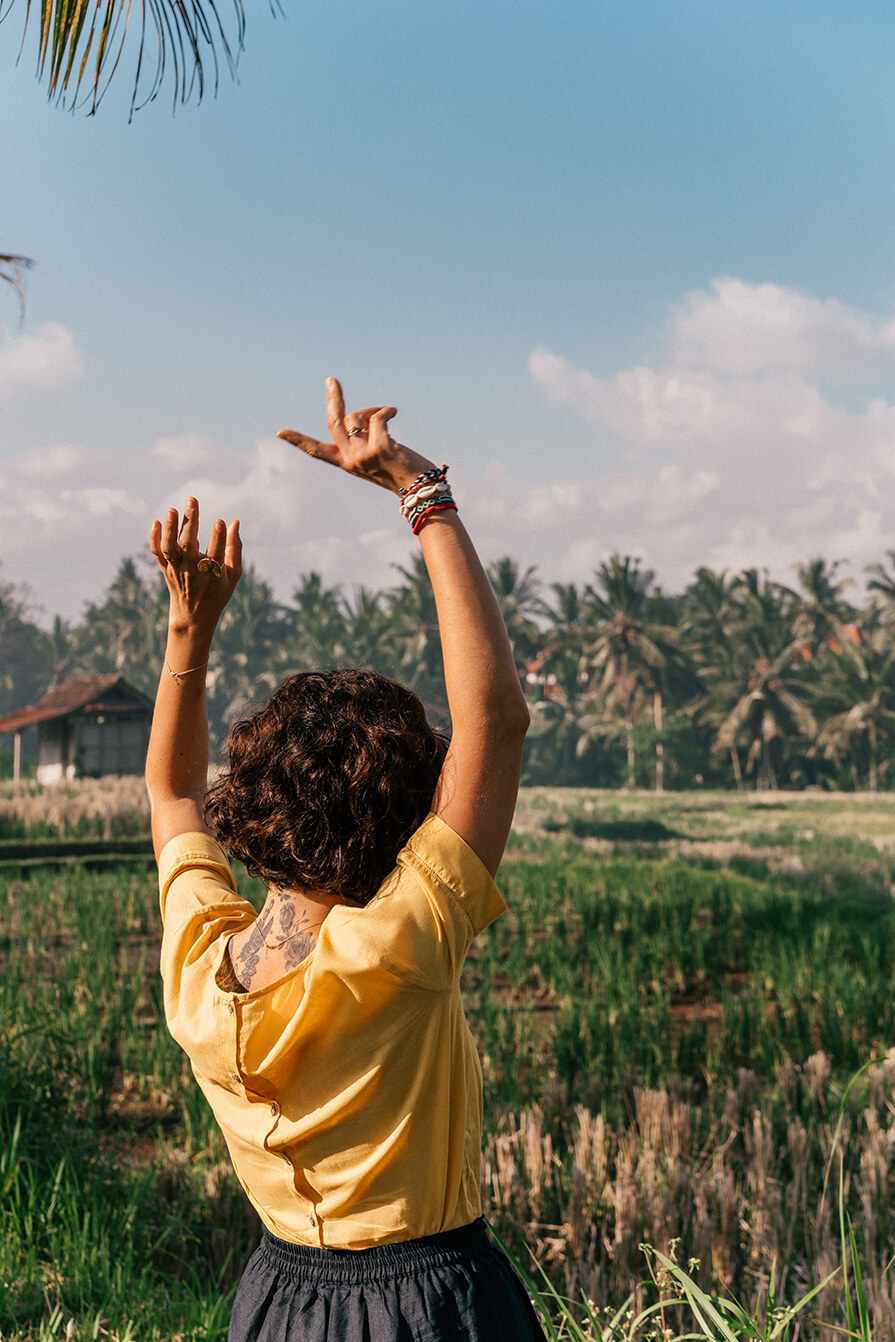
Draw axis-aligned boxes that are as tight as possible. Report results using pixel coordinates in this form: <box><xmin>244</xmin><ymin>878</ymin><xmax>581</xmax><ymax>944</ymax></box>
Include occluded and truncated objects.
<box><xmin>3</xmin><ymin>550</ymin><xmax>895</xmax><ymax>790</ymax></box>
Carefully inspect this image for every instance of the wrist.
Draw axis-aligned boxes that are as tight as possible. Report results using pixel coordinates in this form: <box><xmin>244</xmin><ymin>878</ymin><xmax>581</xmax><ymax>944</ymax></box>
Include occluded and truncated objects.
<box><xmin>165</xmin><ymin>625</ymin><xmax>214</xmax><ymax>663</ymax></box>
<box><xmin>384</xmin><ymin>444</ymin><xmax>438</xmax><ymax>494</ymax></box>
<box><xmin>167</xmin><ymin>612</ymin><xmax>217</xmax><ymax>641</ymax></box>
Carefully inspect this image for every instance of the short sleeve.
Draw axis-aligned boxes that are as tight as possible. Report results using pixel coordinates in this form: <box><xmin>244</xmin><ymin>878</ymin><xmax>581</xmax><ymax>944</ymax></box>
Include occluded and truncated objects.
<box><xmin>158</xmin><ymin>830</ymin><xmax>240</xmax><ymax>923</ymax></box>
<box><xmin>316</xmin><ymin>814</ymin><xmax>506</xmax><ymax>991</ymax></box>
<box><xmin>157</xmin><ymin>832</ymin><xmax>256</xmax><ymax>1068</ymax></box>
<box><xmin>401</xmin><ymin>814</ymin><xmax>506</xmax><ymax>938</ymax></box>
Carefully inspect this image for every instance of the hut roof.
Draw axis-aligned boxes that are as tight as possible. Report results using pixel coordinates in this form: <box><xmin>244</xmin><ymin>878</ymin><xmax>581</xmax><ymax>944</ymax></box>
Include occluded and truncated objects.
<box><xmin>0</xmin><ymin>675</ymin><xmax>153</xmax><ymax>734</ymax></box>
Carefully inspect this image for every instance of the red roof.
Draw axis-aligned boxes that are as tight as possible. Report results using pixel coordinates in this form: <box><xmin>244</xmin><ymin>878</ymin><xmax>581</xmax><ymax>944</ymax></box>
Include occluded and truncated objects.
<box><xmin>0</xmin><ymin>675</ymin><xmax>153</xmax><ymax>734</ymax></box>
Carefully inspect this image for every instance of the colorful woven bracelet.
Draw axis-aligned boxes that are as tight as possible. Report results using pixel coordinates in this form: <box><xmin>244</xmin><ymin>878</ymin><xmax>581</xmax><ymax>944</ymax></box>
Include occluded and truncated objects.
<box><xmin>400</xmin><ymin>488</ymin><xmax>449</xmax><ymax>520</ymax></box>
<box><xmin>399</xmin><ymin>465</ymin><xmax>448</xmax><ymax>498</ymax></box>
<box><xmin>406</xmin><ymin>490</ymin><xmax>454</xmax><ymax>520</ymax></box>
<box><xmin>411</xmin><ymin>499</ymin><xmax>458</xmax><ymax>534</ymax></box>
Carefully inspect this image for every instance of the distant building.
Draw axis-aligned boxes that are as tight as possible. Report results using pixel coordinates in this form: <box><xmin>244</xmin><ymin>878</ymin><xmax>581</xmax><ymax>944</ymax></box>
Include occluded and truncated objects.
<box><xmin>0</xmin><ymin>675</ymin><xmax>153</xmax><ymax>784</ymax></box>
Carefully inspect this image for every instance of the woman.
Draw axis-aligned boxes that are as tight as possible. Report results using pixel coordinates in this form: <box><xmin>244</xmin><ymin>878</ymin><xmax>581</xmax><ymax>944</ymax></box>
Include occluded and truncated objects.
<box><xmin>146</xmin><ymin>379</ymin><xmax>544</xmax><ymax>1341</ymax></box>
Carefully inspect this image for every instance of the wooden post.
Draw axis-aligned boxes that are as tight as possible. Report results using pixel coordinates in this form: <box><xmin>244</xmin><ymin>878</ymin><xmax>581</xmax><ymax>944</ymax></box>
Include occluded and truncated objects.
<box><xmin>13</xmin><ymin>731</ymin><xmax>21</xmax><ymax>784</ymax></box>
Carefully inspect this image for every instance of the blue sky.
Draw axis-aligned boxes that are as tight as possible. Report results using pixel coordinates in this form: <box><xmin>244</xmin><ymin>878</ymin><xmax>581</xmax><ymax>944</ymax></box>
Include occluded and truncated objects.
<box><xmin>3</xmin><ymin>0</ymin><xmax>895</xmax><ymax>620</ymax></box>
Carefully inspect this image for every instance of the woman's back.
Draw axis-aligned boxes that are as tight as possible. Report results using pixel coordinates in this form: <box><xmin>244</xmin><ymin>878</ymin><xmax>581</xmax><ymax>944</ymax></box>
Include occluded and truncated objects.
<box><xmin>159</xmin><ymin>816</ymin><xmax>503</xmax><ymax>1247</ymax></box>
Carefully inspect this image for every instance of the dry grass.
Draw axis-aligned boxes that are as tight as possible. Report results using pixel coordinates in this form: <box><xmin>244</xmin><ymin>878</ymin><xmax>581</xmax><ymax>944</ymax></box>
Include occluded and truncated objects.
<box><xmin>0</xmin><ymin>777</ymin><xmax>150</xmax><ymax>840</ymax></box>
<box><xmin>484</xmin><ymin>1053</ymin><xmax>895</xmax><ymax>1339</ymax></box>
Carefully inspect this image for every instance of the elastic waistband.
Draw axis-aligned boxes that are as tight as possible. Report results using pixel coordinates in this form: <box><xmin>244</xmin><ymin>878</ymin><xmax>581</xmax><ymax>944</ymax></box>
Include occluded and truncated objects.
<box><xmin>259</xmin><ymin>1219</ymin><xmax>492</xmax><ymax>1284</ymax></box>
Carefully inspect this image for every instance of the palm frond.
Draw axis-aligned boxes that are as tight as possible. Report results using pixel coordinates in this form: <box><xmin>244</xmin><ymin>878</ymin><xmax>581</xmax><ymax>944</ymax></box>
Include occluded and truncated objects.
<box><xmin>2</xmin><ymin>0</ymin><xmax>249</xmax><ymax>116</ymax></box>
<box><xmin>0</xmin><ymin>253</ymin><xmax>34</xmax><ymax>320</ymax></box>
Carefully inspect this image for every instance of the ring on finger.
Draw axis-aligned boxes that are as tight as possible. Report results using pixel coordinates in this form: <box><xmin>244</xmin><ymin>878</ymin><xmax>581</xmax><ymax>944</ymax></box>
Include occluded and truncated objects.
<box><xmin>347</xmin><ymin>425</ymin><xmax>364</xmax><ymax>437</ymax></box>
<box><xmin>197</xmin><ymin>556</ymin><xmax>223</xmax><ymax>578</ymax></box>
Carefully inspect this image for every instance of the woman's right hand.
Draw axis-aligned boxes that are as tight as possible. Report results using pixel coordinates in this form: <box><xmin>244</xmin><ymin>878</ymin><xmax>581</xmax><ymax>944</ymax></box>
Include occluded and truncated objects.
<box><xmin>149</xmin><ymin>497</ymin><xmax>242</xmax><ymax>639</ymax></box>
<box><xmin>278</xmin><ymin>378</ymin><xmax>437</xmax><ymax>495</ymax></box>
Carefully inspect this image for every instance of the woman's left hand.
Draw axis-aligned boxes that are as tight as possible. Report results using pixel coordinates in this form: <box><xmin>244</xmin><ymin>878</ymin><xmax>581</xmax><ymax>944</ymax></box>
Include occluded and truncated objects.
<box><xmin>149</xmin><ymin>496</ymin><xmax>242</xmax><ymax>637</ymax></box>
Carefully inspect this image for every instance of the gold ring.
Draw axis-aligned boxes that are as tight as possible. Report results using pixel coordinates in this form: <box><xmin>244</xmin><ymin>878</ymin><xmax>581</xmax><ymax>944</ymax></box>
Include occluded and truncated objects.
<box><xmin>347</xmin><ymin>426</ymin><xmax>363</xmax><ymax>437</ymax></box>
<box><xmin>197</xmin><ymin>557</ymin><xmax>223</xmax><ymax>578</ymax></box>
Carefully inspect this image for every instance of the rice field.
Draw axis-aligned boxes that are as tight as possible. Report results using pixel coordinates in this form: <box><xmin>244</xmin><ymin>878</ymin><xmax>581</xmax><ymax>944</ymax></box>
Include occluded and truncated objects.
<box><xmin>1</xmin><ymin>784</ymin><xmax>894</xmax><ymax>1339</ymax></box>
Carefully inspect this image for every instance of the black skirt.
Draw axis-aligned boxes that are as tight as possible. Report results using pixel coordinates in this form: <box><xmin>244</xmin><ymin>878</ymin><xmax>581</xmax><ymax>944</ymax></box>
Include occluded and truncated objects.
<box><xmin>228</xmin><ymin>1218</ymin><xmax>548</xmax><ymax>1342</ymax></box>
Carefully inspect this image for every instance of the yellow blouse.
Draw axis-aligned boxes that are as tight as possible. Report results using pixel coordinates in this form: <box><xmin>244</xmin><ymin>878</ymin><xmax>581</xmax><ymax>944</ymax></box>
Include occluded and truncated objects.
<box><xmin>158</xmin><ymin>814</ymin><xmax>506</xmax><ymax>1249</ymax></box>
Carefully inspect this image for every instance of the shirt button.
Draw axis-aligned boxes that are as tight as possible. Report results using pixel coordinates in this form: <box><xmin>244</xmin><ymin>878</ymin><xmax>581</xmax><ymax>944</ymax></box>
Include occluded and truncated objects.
<box><xmin>308</xmin><ymin>1214</ymin><xmax>316</xmax><ymax>1227</ymax></box>
<box><xmin>227</xmin><ymin>1004</ymin><xmax>234</xmax><ymax>1015</ymax></box>
<box><xmin>232</xmin><ymin>1072</ymin><xmax>240</xmax><ymax>1082</ymax></box>
<box><xmin>270</xmin><ymin>1103</ymin><xmax>278</xmax><ymax>1116</ymax></box>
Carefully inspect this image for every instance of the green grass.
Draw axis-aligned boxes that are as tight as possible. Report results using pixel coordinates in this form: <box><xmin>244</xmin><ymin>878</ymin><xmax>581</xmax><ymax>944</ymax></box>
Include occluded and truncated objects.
<box><xmin>2</xmin><ymin>787</ymin><xmax>895</xmax><ymax>1337</ymax></box>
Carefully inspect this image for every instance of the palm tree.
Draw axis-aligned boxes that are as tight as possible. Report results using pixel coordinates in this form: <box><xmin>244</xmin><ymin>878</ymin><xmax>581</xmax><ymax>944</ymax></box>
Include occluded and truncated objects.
<box><xmin>681</xmin><ymin>567</ymin><xmax>745</xmax><ymax>784</ymax></box>
<box><xmin>78</xmin><ymin>556</ymin><xmax>168</xmax><ymax>694</ymax></box>
<box><xmin>282</xmin><ymin>572</ymin><xmax>346</xmax><ymax>671</ymax></box>
<box><xmin>43</xmin><ymin>616</ymin><xmax>80</xmax><ymax>689</ymax></box>
<box><xmin>340</xmin><ymin>587</ymin><xmax>393</xmax><ymax>676</ymax></box>
<box><xmin>793</xmin><ymin>557</ymin><xmax>857</xmax><ymax>657</ymax></box>
<box><xmin>388</xmin><ymin>555</ymin><xmax>447</xmax><ymax>722</ymax></box>
<box><xmin>866</xmin><ymin>552</ymin><xmax>895</xmax><ymax>616</ymax></box>
<box><xmin>812</xmin><ymin>624</ymin><xmax>895</xmax><ymax>790</ymax></box>
<box><xmin>6</xmin><ymin>0</ymin><xmax>246</xmax><ymax>116</ymax></box>
<box><xmin>208</xmin><ymin>566</ymin><xmax>285</xmax><ymax>743</ymax></box>
<box><xmin>0</xmin><ymin>567</ymin><xmax>53</xmax><ymax>716</ymax></box>
<box><xmin>582</xmin><ymin>555</ymin><xmax>682</xmax><ymax>790</ymax></box>
<box><xmin>519</xmin><ymin>584</ymin><xmax>592</xmax><ymax>783</ymax></box>
<box><xmin>486</xmin><ymin>557</ymin><xmax>542</xmax><ymax>678</ymax></box>
<box><xmin>709</xmin><ymin>571</ymin><xmax>816</xmax><ymax>790</ymax></box>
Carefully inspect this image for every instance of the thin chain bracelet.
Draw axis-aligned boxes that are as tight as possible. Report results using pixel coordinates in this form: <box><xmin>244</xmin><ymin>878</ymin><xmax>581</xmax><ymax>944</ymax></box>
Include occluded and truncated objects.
<box><xmin>166</xmin><ymin>659</ymin><xmax>209</xmax><ymax>681</ymax></box>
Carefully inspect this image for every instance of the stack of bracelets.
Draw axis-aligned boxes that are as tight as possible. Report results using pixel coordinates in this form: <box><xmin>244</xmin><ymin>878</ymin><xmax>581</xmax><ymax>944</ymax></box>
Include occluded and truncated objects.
<box><xmin>399</xmin><ymin>465</ymin><xmax>458</xmax><ymax>535</ymax></box>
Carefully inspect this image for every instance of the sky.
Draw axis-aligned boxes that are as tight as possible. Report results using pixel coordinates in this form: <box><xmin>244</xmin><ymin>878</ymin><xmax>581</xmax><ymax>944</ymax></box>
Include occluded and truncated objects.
<box><xmin>3</xmin><ymin>0</ymin><xmax>895</xmax><ymax>623</ymax></box>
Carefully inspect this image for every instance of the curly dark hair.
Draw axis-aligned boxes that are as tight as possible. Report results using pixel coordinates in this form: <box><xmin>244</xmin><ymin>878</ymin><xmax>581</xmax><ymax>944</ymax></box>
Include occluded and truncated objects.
<box><xmin>204</xmin><ymin>669</ymin><xmax>448</xmax><ymax>905</ymax></box>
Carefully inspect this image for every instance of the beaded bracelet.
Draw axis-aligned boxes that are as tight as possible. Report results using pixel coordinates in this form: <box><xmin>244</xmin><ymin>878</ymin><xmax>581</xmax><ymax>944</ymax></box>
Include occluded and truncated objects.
<box><xmin>399</xmin><ymin>465</ymin><xmax>448</xmax><ymax>498</ymax></box>
<box><xmin>400</xmin><ymin>483</ymin><xmax>450</xmax><ymax>521</ymax></box>
<box><xmin>404</xmin><ymin>491</ymin><xmax>455</xmax><ymax>523</ymax></box>
<box><xmin>399</xmin><ymin>465</ymin><xmax>457</xmax><ymax>533</ymax></box>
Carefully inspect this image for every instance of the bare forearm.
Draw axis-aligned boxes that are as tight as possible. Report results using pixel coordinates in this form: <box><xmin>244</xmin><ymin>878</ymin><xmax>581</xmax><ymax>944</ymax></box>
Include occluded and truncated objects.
<box><xmin>145</xmin><ymin>502</ymin><xmax>241</xmax><ymax>857</ymax></box>
<box><xmin>145</xmin><ymin>629</ymin><xmax>213</xmax><ymax>806</ymax></box>
<box><xmin>418</xmin><ymin>512</ymin><xmax>529</xmax><ymax>736</ymax></box>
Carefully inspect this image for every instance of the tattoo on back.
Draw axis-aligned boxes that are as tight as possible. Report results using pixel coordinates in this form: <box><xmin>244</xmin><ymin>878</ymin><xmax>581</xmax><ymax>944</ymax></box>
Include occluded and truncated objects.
<box><xmin>217</xmin><ymin>943</ymin><xmax>249</xmax><ymax>993</ymax></box>
<box><xmin>283</xmin><ymin>932</ymin><xmax>316</xmax><ymax>969</ymax></box>
<box><xmin>236</xmin><ymin>905</ymin><xmax>275</xmax><ymax>986</ymax></box>
<box><xmin>220</xmin><ymin>894</ymin><xmax>320</xmax><ymax>992</ymax></box>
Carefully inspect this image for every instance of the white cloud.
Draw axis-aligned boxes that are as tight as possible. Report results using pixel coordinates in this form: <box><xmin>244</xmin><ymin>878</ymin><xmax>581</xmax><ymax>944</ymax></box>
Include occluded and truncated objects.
<box><xmin>0</xmin><ymin>323</ymin><xmax>84</xmax><ymax>400</ymax></box>
<box><xmin>670</xmin><ymin>278</ymin><xmax>895</xmax><ymax>379</ymax></box>
<box><xmin>5</xmin><ymin>277</ymin><xmax>895</xmax><ymax>621</ymax></box>
<box><xmin>149</xmin><ymin>434</ymin><xmax>231</xmax><ymax>475</ymax></box>
<box><xmin>15</xmin><ymin>444</ymin><xmax>91</xmax><ymax>480</ymax></box>
<box><xmin>0</xmin><ymin>436</ymin><xmax>436</xmax><ymax>620</ymax></box>
<box><xmin>528</xmin><ymin>278</ymin><xmax>895</xmax><ymax>590</ymax></box>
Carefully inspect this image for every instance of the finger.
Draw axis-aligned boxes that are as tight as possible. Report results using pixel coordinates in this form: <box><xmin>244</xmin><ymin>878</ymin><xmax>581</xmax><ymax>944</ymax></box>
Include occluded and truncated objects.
<box><xmin>353</xmin><ymin>406</ymin><xmax>391</xmax><ymax>421</ymax></box>
<box><xmin>325</xmin><ymin>377</ymin><xmax>350</xmax><ymax>448</ymax></box>
<box><xmin>160</xmin><ymin>508</ymin><xmax>181</xmax><ymax>564</ymax></box>
<box><xmin>367</xmin><ymin>406</ymin><xmax>398</xmax><ymax>447</ymax></box>
<box><xmin>344</xmin><ymin>412</ymin><xmax>367</xmax><ymax>437</ymax></box>
<box><xmin>205</xmin><ymin>518</ymin><xmax>227</xmax><ymax>567</ymax></box>
<box><xmin>179</xmin><ymin>497</ymin><xmax>200</xmax><ymax>556</ymax></box>
<box><xmin>277</xmin><ymin>430</ymin><xmax>341</xmax><ymax>466</ymax></box>
<box><xmin>225</xmin><ymin>519</ymin><xmax>242</xmax><ymax>579</ymax></box>
<box><xmin>345</xmin><ymin>406</ymin><xmax>393</xmax><ymax>438</ymax></box>
<box><xmin>149</xmin><ymin>519</ymin><xmax>166</xmax><ymax>570</ymax></box>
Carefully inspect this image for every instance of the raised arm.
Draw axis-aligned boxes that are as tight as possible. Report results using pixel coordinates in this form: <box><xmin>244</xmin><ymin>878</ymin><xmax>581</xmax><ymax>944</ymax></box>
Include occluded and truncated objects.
<box><xmin>278</xmin><ymin>379</ymin><xmax>529</xmax><ymax>875</ymax></box>
<box><xmin>145</xmin><ymin>499</ymin><xmax>242</xmax><ymax>859</ymax></box>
